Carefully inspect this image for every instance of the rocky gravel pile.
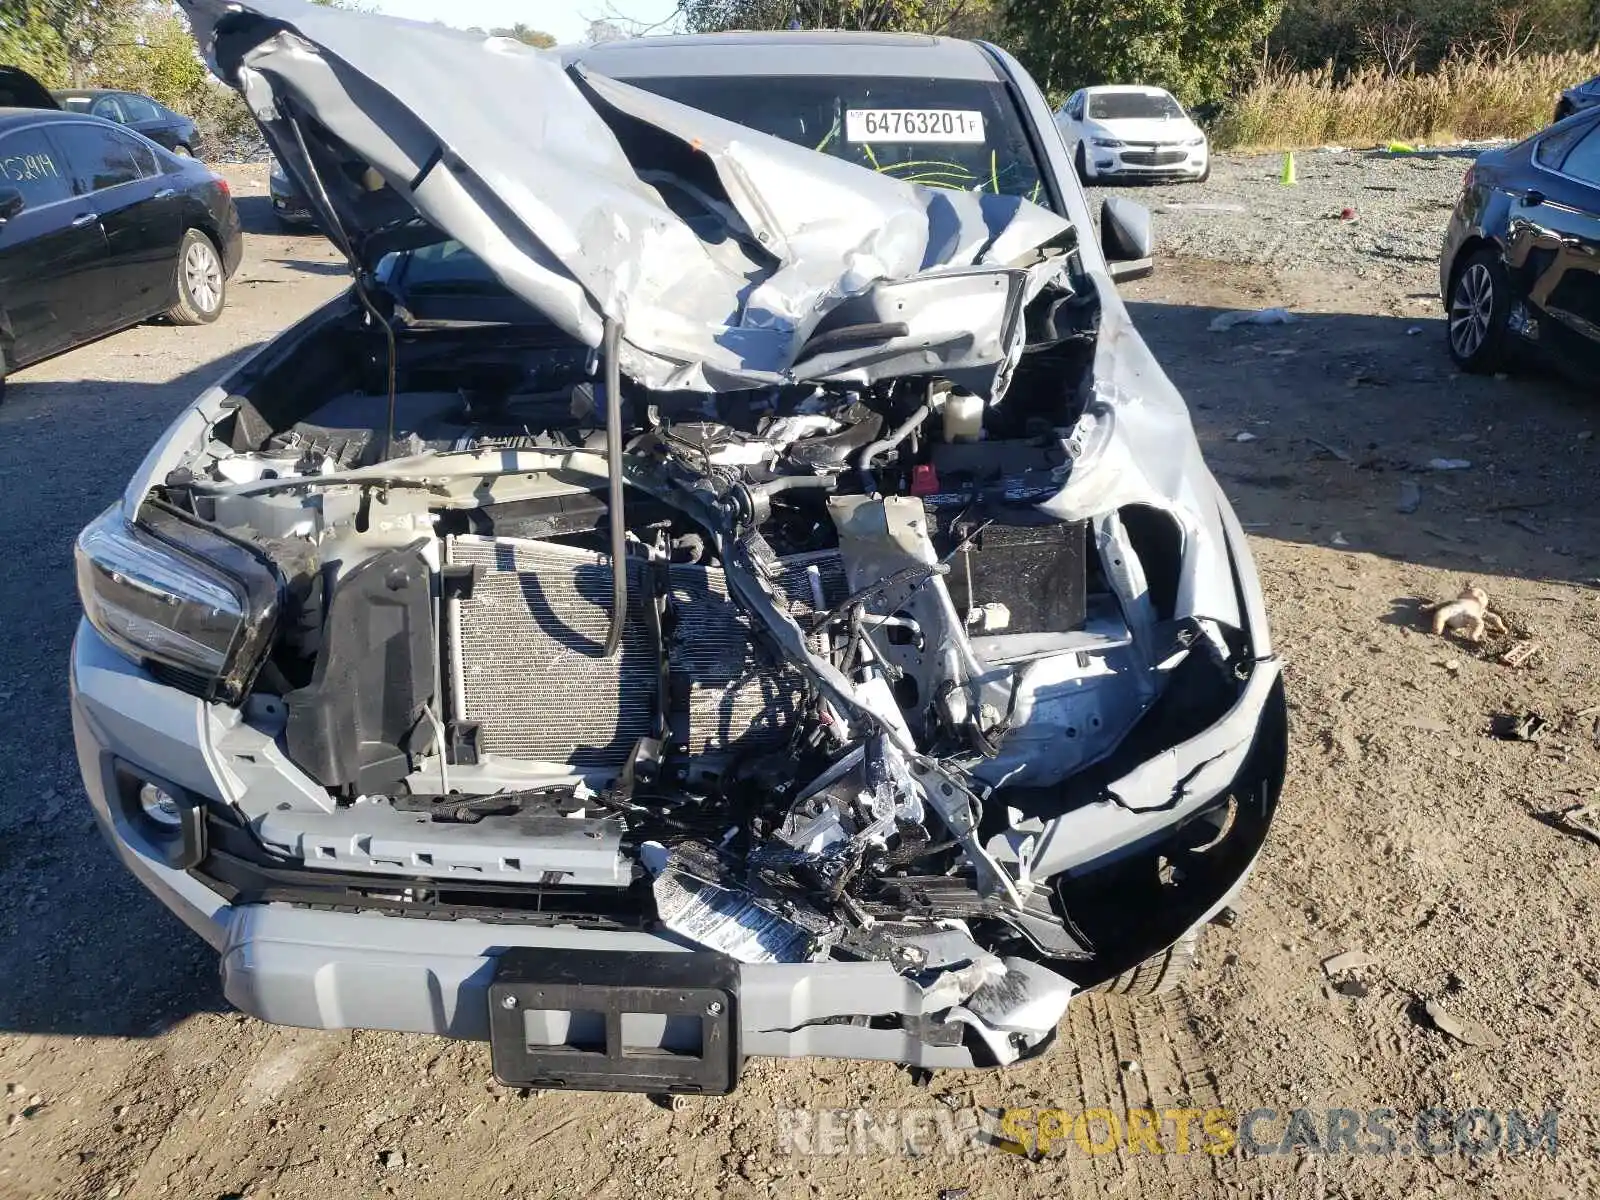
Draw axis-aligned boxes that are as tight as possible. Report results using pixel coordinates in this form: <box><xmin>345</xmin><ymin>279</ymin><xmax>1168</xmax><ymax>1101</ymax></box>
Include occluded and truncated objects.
<box><xmin>1100</xmin><ymin>145</ymin><xmax>1509</xmax><ymax>290</ymax></box>
<box><xmin>205</xmin><ymin>133</ymin><xmax>270</xmax><ymax>164</ymax></box>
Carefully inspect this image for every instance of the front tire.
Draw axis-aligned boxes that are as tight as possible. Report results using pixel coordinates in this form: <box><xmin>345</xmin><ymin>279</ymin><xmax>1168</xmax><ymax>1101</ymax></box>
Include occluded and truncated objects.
<box><xmin>1447</xmin><ymin>246</ymin><xmax>1511</xmax><ymax>373</ymax></box>
<box><xmin>1091</xmin><ymin>929</ymin><xmax>1200</xmax><ymax>1000</ymax></box>
<box><xmin>1074</xmin><ymin>142</ymin><xmax>1092</xmax><ymax>184</ymax></box>
<box><xmin>164</xmin><ymin>229</ymin><xmax>226</xmax><ymax>326</ymax></box>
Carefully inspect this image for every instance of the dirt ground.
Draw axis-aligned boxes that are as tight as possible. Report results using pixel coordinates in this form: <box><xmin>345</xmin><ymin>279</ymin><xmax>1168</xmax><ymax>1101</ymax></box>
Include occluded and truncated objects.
<box><xmin>3</xmin><ymin>163</ymin><xmax>1600</xmax><ymax>1200</ymax></box>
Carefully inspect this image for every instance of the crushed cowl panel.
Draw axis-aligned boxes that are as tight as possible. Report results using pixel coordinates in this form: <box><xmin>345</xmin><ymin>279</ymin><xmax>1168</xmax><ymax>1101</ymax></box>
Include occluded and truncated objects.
<box><xmin>177</xmin><ymin>0</ymin><xmax>1073</xmax><ymax>393</ymax></box>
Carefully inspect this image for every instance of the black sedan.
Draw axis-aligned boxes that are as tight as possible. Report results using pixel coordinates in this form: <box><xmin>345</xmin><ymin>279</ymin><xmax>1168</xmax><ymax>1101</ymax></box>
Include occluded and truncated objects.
<box><xmin>0</xmin><ymin>108</ymin><xmax>243</xmax><ymax>401</ymax></box>
<box><xmin>0</xmin><ymin>66</ymin><xmax>58</xmax><ymax>110</ymax></box>
<box><xmin>1440</xmin><ymin>106</ymin><xmax>1600</xmax><ymax>378</ymax></box>
<box><xmin>1555</xmin><ymin>73</ymin><xmax>1600</xmax><ymax>124</ymax></box>
<box><xmin>52</xmin><ymin>88</ymin><xmax>202</xmax><ymax>157</ymax></box>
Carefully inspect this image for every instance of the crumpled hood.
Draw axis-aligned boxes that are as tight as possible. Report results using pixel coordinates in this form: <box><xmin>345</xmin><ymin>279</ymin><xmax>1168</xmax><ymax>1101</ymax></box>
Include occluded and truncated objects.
<box><xmin>178</xmin><ymin>0</ymin><xmax>1076</xmax><ymax>393</ymax></box>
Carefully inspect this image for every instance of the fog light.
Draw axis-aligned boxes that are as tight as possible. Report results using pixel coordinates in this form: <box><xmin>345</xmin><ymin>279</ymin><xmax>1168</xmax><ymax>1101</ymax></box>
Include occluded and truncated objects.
<box><xmin>112</xmin><ymin>763</ymin><xmax>208</xmax><ymax>869</ymax></box>
<box><xmin>139</xmin><ymin>782</ymin><xmax>184</xmax><ymax>829</ymax></box>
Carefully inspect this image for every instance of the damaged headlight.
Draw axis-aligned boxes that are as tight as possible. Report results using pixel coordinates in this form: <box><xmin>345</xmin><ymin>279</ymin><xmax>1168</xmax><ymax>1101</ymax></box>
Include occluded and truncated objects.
<box><xmin>75</xmin><ymin>504</ymin><xmax>281</xmax><ymax>703</ymax></box>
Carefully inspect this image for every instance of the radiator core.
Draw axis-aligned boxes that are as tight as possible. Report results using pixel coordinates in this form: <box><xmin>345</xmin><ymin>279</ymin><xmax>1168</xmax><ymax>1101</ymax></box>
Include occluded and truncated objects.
<box><xmin>446</xmin><ymin>535</ymin><xmax>844</xmax><ymax>767</ymax></box>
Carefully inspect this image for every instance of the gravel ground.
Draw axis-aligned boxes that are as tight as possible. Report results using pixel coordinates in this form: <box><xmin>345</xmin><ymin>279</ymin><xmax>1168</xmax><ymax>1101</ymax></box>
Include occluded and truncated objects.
<box><xmin>1100</xmin><ymin>146</ymin><xmax>1507</xmax><ymax>294</ymax></box>
<box><xmin>4</xmin><ymin>160</ymin><xmax>1600</xmax><ymax>1200</ymax></box>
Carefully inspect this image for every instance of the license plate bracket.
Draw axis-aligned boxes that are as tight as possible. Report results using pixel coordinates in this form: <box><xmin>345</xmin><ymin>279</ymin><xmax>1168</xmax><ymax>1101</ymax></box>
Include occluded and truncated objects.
<box><xmin>487</xmin><ymin>947</ymin><xmax>741</xmax><ymax>1094</ymax></box>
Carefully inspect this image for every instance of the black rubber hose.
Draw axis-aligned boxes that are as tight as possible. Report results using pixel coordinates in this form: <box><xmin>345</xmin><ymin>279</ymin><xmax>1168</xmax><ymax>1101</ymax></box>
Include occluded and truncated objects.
<box><xmin>753</xmin><ymin>473</ymin><xmax>836</xmax><ymax>499</ymax></box>
<box><xmin>858</xmin><ymin>402</ymin><xmax>931</xmax><ymax>491</ymax></box>
<box><xmin>601</xmin><ymin>317</ymin><xmax>627</xmax><ymax>659</ymax></box>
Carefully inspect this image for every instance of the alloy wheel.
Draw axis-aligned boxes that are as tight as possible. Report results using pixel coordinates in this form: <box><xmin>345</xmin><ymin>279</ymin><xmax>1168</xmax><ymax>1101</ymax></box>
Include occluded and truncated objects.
<box><xmin>1449</xmin><ymin>261</ymin><xmax>1494</xmax><ymax>359</ymax></box>
<box><xmin>184</xmin><ymin>240</ymin><xmax>222</xmax><ymax>314</ymax></box>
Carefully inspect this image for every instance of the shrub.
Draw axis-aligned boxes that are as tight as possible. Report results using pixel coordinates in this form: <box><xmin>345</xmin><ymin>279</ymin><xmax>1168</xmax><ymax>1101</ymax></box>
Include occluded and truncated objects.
<box><xmin>1212</xmin><ymin>50</ymin><xmax>1600</xmax><ymax>148</ymax></box>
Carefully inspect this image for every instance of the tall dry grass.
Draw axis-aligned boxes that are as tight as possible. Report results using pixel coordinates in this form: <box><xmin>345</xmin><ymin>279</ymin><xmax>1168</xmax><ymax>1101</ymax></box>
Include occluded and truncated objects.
<box><xmin>1213</xmin><ymin>50</ymin><xmax>1600</xmax><ymax>150</ymax></box>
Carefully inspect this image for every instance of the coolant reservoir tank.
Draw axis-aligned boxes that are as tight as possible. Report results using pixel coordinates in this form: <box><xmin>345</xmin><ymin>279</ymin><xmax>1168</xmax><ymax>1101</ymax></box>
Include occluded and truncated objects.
<box><xmin>941</xmin><ymin>390</ymin><xmax>984</xmax><ymax>443</ymax></box>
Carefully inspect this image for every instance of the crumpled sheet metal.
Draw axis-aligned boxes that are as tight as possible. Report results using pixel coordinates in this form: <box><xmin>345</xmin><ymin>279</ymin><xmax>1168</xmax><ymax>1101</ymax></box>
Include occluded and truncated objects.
<box><xmin>178</xmin><ymin>0</ymin><xmax>1072</xmax><ymax>392</ymax></box>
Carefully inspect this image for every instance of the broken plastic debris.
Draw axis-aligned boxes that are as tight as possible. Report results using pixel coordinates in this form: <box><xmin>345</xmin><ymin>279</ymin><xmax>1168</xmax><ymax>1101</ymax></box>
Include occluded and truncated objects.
<box><xmin>1396</xmin><ymin>481</ymin><xmax>1421</xmax><ymax>513</ymax></box>
<box><xmin>1233</xmin><ymin>431</ymin><xmax>1259</xmax><ymax>442</ymax></box>
<box><xmin>1157</xmin><ymin>201</ymin><xmax>1247</xmax><ymax>214</ymax></box>
<box><xmin>1498</xmin><ymin>639</ymin><xmax>1541</xmax><ymax>668</ymax></box>
<box><xmin>1209</xmin><ymin>307</ymin><xmax>1297</xmax><ymax>332</ymax></box>
<box><xmin>1491</xmin><ymin>711</ymin><xmax>1548</xmax><ymax>743</ymax></box>
<box><xmin>1551</xmin><ymin>802</ymin><xmax>1600</xmax><ymax>847</ymax></box>
<box><xmin>654</xmin><ymin>870</ymin><xmax>814</xmax><ymax>962</ymax></box>
<box><xmin>1331</xmin><ymin>531</ymin><xmax>1350</xmax><ymax>547</ymax></box>
<box><xmin>651</xmin><ymin>846</ymin><xmax>821</xmax><ymax>963</ymax></box>
<box><xmin>1398</xmin><ymin>714</ymin><xmax>1450</xmax><ymax>733</ymax></box>
<box><xmin>1321</xmin><ymin>949</ymin><xmax>1377</xmax><ymax>976</ymax></box>
<box><xmin>1422</xmin><ymin>998</ymin><xmax>1500</xmax><ymax>1047</ymax></box>
<box><xmin>780</xmin><ymin>808</ymin><xmax>849</xmax><ymax>855</ymax></box>
<box><xmin>1427</xmin><ymin>458</ymin><xmax>1472</xmax><ymax>471</ymax></box>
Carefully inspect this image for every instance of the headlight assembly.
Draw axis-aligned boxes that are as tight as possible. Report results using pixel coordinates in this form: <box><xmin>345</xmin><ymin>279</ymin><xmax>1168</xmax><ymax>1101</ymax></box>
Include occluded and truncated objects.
<box><xmin>1090</xmin><ymin>137</ymin><xmax>1125</xmax><ymax>148</ymax></box>
<box><xmin>75</xmin><ymin>502</ymin><xmax>281</xmax><ymax>703</ymax></box>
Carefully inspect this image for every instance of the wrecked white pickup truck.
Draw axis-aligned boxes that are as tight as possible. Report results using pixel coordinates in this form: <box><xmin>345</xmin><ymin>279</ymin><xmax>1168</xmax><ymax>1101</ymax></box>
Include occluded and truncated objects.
<box><xmin>69</xmin><ymin>0</ymin><xmax>1285</xmax><ymax>1094</ymax></box>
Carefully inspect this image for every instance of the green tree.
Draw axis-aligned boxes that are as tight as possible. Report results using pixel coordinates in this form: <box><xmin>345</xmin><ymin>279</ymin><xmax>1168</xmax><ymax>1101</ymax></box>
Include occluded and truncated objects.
<box><xmin>1000</xmin><ymin>0</ymin><xmax>1284</xmax><ymax>108</ymax></box>
<box><xmin>1270</xmin><ymin>0</ymin><xmax>1597</xmax><ymax>76</ymax></box>
<box><xmin>16</xmin><ymin>0</ymin><xmax>144</xmax><ymax>86</ymax></box>
<box><xmin>95</xmin><ymin>9</ymin><xmax>210</xmax><ymax>107</ymax></box>
<box><xmin>490</xmin><ymin>23</ymin><xmax>557</xmax><ymax>47</ymax></box>
<box><xmin>0</xmin><ymin>1</ymin><xmax>70</xmax><ymax>85</ymax></box>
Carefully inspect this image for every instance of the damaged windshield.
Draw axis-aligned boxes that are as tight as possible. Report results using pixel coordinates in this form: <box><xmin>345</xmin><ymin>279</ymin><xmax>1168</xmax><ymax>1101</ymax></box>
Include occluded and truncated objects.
<box><xmin>622</xmin><ymin>74</ymin><xmax>1052</xmax><ymax>205</ymax></box>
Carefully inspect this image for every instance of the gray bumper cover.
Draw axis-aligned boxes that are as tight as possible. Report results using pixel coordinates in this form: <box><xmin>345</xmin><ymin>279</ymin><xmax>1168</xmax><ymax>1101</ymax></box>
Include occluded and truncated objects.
<box><xmin>71</xmin><ymin>570</ymin><xmax>1272</xmax><ymax>1061</ymax></box>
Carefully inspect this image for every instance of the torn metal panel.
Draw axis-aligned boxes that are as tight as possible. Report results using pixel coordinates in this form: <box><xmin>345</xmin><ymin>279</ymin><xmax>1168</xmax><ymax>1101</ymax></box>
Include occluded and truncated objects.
<box><xmin>178</xmin><ymin>0</ymin><xmax>1073</xmax><ymax>393</ymax></box>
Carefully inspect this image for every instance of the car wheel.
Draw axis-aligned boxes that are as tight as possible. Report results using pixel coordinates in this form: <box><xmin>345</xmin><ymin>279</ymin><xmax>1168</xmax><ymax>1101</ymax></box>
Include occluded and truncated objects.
<box><xmin>1074</xmin><ymin>143</ymin><xmax>1091</xmax><ymax>184</ymax></box>
<box><xmin>1197</xmin><ymin>159</ymin><xmax>1211</xmax><ymax>183</ymax></box>
<box><xmin>1091</xmin><ymin>929</ymin><xmax>1199</xmax><ymax>1000</ymax></box>
<box><xmin>164</xmin><ymin>229</ymin><xmax>227</xmax><ymax>326</ymax></box>
<box><xmin>173</xmin><ymin>143</ymin><xmax>193</xmax><ymax>157</ymax></box>
<box><xmin>1447</xmin><ymin>246</ymin><xmax>1512</xmax><ymax>373</ymax></box>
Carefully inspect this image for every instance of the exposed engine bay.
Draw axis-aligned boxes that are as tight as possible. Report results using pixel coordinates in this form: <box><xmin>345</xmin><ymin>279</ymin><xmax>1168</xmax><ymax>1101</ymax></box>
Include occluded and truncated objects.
<box><xmin>133</xmin><ymin>264</ymin><xmax>1276</xmax><ymax>1063</ymax></box>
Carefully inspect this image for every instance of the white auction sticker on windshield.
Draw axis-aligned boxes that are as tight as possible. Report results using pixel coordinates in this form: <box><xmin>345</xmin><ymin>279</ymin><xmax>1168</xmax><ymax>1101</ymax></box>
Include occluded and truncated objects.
<box><xmin>845</xmin><ymin>108</ymin><xmax>986</xmax><ymax>143</ymax></box>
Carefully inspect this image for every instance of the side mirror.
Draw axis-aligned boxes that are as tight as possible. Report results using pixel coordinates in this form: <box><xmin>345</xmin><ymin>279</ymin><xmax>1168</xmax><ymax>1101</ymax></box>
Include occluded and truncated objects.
<box><xmin>0</xmin><ymin>187</ymin><xmax>23</xmax><ymax>222</ymax></box>
<box><xmin>1101</xmin><ymin>196</ymin><xmax>1154</xmax><ymax>282</ymax></box>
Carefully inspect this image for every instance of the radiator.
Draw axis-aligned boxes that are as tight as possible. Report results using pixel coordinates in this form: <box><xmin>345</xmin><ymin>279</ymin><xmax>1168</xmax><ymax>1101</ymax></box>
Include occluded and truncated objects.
<box><xmin>446</xmin><ymin>534</ymin><xmax>845</xmax><ymax>767</ymax></box>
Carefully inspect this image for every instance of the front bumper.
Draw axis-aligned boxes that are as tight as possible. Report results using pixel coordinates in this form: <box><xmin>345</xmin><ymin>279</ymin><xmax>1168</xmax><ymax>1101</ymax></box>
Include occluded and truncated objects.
<box><xmin>1089</xmin><ymin>144</ymin><xmax>1207</xmax><ymax>181</ymax></box>
<box><xmin>269</xmin><ymin>182</ymin><xmax>315</xmax><ymax>225</ymax></box>
<box><xmin>71</xmin><ymin>573</ymin><xmax>1281</xmax><ymax>1070</ymax></box>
